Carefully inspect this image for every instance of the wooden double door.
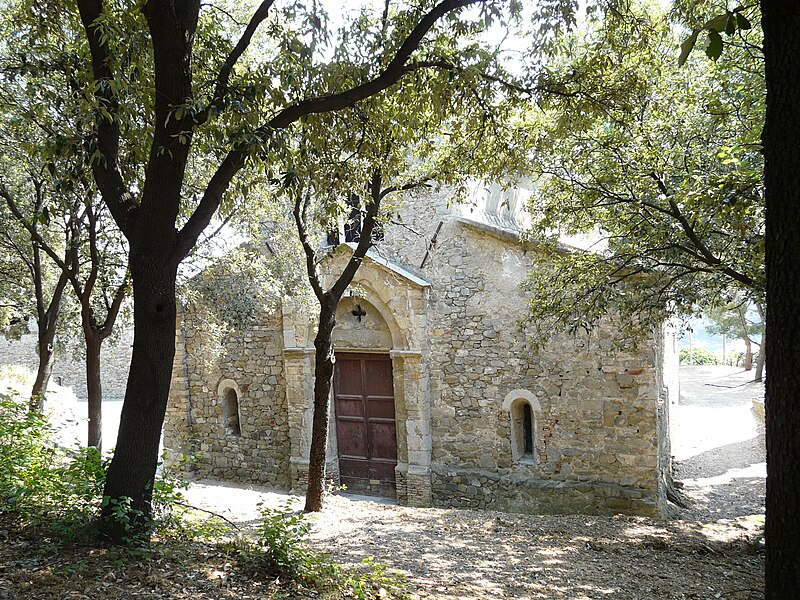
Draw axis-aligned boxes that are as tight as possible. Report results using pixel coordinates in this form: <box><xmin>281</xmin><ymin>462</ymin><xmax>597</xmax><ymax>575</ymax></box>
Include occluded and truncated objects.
<box><xmin>334</xmin><ymin>354</ymin><xmax>398</xmax><ymax>497</ymax></box>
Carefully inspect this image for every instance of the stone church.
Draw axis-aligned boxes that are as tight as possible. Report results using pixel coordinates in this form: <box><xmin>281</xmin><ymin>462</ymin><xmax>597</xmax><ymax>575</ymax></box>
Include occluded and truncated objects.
<box><xmin>163</xmin><ymin>183</ymin><xmax>678</xmax><ymax>517</ymax></box>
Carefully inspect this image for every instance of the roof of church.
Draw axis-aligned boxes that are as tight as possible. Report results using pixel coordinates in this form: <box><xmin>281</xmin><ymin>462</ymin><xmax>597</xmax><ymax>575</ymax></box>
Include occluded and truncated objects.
<box><xmin>341</xmin><ymin>242</ymin><xmax>431</xmax><ymax>288</ymax></box>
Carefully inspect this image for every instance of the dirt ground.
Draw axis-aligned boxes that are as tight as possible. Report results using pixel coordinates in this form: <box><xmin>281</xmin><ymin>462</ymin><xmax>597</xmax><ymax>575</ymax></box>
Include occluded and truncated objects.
<box><xmin>671</xmin><ymin>366</ymin><xmax>765</xmax><ymax>522</ymax></box>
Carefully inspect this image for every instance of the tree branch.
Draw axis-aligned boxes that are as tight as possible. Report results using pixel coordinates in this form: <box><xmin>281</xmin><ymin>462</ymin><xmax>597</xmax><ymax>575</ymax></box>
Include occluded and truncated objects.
<box><xmin>99</xmin><ymin>272</ymin><xmax>130</xmax><ymax>340</ymax></box>
<box><xmin>193</xmin><ymin>0</ymin><xmax>277</xmax><ymax>129</ymax></box>
<box><xmin>175</xmin><ymin>0</ymin><xmax>481</xmax><ymax>259</ymax></box>
<box><xmin>0</xmin><ymin>183</ymin><xmax>70</xmax><ymax>273</ymax></box>
<box><xmin>329</xmin><ymin>170</ymin><xmax>383</xmax><ymax>301</ymax></box>
<box><xmin>76</xmin><ymin>0</ymin><xmax>136</xmax><ymax>234</ymax></box>
<box><xmin>293</xmin><ymin>189</ymin><xmax>324</xmax><ymax>301</ymax></box>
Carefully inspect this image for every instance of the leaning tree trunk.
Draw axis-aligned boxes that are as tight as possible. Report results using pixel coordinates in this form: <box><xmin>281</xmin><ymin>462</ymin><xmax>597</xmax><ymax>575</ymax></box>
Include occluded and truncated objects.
<box><xmin>85</xmin><ymin>332</ymin><xmax>103</xmax><ymax>451</ymax></box>
<box><xmin>761</xmin><ymin>2</ymin><xmax>800</xmax><ymax>596</ymax></box>
<box><xmin>754</xmin><ymin>302</ymin><xmax>766</xmax><ymax>383</ymax></box>
<box><xmin>98</xmin><ymin>250</ymin><xmax>178</xmax><ymax>543</ymax></box>
<box><xmin>737</xmin><ymin>307</ymin><xmax>754</xmax><ymax>371</ymax></box>
<box><xmin>30</xmin><ymin>338</ymin><xmax>56</xmax><ymax>412</ymax></box>
<box><xmin>304</xmin><ymin>299</ymin><xmax>337</xmax><ymax>513</ymax></box>
<box><xmin>754</xmin><ymin>331</ymin><xmax>765</xmax><ymax>383</ymax></box>
<box><xmin>743</xmin><ymin>335</ymin><xmax>753</xmax><ymax>371</ymax></box>
<box><xmin>30</xmin><ymin>267</ymin><xmax>69</xmax><ymax>412</ymax></box>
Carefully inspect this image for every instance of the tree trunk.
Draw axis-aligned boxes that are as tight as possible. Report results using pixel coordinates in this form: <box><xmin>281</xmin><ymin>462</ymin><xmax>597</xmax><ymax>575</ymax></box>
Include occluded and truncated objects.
<box><xmin>755</xmin><ymin>342</ymin><xmax>765</xmax><ymax>383</ymax></box>
<box><xmin>30</xmin><ymin>339</ymin><xmax>55</xmax><ymax>412</ymax></box>
<box><xmin>29</xmin><ymin>257</ymin><xmax>69</xmax><ymax>412</ymax></box>
<box><xmin>743</xmin><ymin>335</ymin><xmax>753</xmax><ymax>371</ymax></box>
<box><xmin>304</xmin><ymin>301</ymin><xmax>337</xmax><ymax>513</ymax></box>
<box><xmin>761</xmin><ymin>2</ymin><xmax>800</xmax><ymax>596</ymax></box>
<box><xmin>754</xmin><ymin>302</ymin><xmax>766</xmax><ymax>383</ymax></box>
<box><xmin>98</xmin><ymin>251</ymin><xmax>178</xmax><ymax>543</ymax></box>
<box><xmin>85</xmin><ymin>332</ymin><xmax>103</xmax><ymax>451</ymax></box>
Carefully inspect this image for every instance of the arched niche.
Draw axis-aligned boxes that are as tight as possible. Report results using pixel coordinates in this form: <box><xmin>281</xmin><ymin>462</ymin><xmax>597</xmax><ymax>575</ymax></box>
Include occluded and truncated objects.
<box><xmin>503</xmin><ymin>389</ymin><xmax>542</xmax><ymax>464</ymax></box>
<box><xmin>217</xmin><ymin>378</ymin><xmax>242</xmax><ymax>437</ymax></box>
<box><xmin>333</xmin><ymin>296</ymin><xmax>393</xmax><ymax>351</ymax></box>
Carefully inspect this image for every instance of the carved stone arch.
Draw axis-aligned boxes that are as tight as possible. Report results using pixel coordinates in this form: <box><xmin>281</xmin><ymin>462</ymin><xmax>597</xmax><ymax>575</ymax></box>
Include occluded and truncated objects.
<box><xmin>284</xmin><ymin>251</ymin><xmax>433</xmax><ymax>507</ymax></box>
<box><xmin>344</xmin><ymin>277</ymin><xmax>410</xmax><ymax>351</ymax></box>
<box><xmin>502</xmin><ymin>389</ymin><xmax>542</xmax><ymax>413</ymax></box>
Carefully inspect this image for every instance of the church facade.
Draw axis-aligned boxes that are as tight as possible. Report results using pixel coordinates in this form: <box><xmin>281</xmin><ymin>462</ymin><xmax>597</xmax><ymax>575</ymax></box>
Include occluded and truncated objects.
<box><xmin>164</xmin><ymin>184</ymin><xmax>678</xmax><ymax>517</ymax></box>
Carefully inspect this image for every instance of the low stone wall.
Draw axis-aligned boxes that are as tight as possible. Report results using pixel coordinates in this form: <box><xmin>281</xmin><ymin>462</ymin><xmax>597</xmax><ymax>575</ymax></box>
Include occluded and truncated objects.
<box><xmin>431</xmin><ymin>467</ymin><xmax>660</xmax><ymax>517</ymax></box>
<box><xmin>0</xmin><ymin>328</ymin><xmax>132</xmax><ymax>402</ymax></box>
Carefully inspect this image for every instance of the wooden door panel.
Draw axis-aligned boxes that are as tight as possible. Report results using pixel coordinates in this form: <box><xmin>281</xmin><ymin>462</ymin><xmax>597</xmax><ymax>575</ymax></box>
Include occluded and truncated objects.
<box><xmin>364</xmin><ymin>360</ymin><xmax>394</xmax><ymax>396</ymax></box>
<box><xmin>334</xmin><ymin>354</ymin><xmax>397</xmax><ymax>498</ymax></box>
<box><xmin>366</xmin><ymin>397</ymin><xmax>395</xmax><ymax>419</ymax></box>
<box><xmin>335</xmin><ymin>359</ymin><xmax>363</xmax><ymax>395</ymax></box>
<box><xmin>369</xmin><ymin>422</ymin><xmax>398</xmax><ymax>459</ymax></box>
<box><xmin>336</xmin><ymin>419</ymin><xmax>367</xmax><ymax>457</ymax></box>
<box><xmin>336</xmin><ymin>397</ymin><xmax>365</xmax><ymax>417</ymax></box>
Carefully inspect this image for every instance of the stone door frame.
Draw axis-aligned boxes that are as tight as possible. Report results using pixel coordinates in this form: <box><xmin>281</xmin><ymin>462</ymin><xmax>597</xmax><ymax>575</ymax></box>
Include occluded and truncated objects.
<box><xmin>282</xmin><ymin>254</ymin><xmax>433</xmax><ymax>506</ymax></box>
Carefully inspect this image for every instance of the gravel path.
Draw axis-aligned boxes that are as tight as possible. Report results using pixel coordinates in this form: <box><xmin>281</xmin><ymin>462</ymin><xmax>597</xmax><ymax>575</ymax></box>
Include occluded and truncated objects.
<box><xmin>671</xmin><ymin>366</ymin><xmax>766</xmax><ymax>521</ymax></box>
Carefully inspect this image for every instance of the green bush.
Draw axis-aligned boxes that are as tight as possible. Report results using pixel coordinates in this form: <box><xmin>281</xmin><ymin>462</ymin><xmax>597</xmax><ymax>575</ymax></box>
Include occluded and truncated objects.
<box><xmin>679</xmin><ymin>347</ymin><xmax>719</xmax><ymax>365</ymax></box>
<box><xmin>236</xmin><ymin>502</ymin><xmax>407</xmax><ymax>598</ymax></box>
<box><xmin>1</xmin><ymin>391</ymin><xmax>223</xmax><ymax>544</ymax></box>
<box><xmin>0</xmin><ymin>391</ymin><xmax>104</xmax><ymax>539</ymax></box>
<box><xmin>239</xmin><ymin>502</ymin><xmax>327</xmax><ymax>582</ymax></box>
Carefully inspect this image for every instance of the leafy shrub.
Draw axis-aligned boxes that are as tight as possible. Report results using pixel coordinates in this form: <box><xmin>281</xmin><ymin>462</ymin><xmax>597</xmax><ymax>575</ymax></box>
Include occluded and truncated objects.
<box><xmin>240</xmin><ymin>502</ymin><xmax>325</xmax><ymax>581</ymax></box>
<box><xmin>1</xmin><ymin>391</ymin><xmax>222</xmax><ymax>544</ymax></box>
<box><xmin>0</xmin><ymin>391</ymin><xmax>104</xmax><ymax>539</ymax></box>
<box><xmin>679</xmin><ymin>347</ymin><xmax>719</xmax><ymax>365</ymax></box>
<box><xmin>236</xmin><ymin>502</ymin><xmax>407</xmax><ymax>598</ymax></box>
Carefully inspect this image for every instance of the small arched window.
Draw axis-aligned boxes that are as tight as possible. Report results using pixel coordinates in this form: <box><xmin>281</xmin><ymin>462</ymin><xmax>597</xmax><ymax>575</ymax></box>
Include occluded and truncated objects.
<box><xmin>522</xmin><ymin>402</ymin><xmax>533</xmax><ymax>455</ymax></box>
<box><xmin>218</xmin><ymin>379</ymin><xmax>242</xmax><ymax>437</ymax></box>
<box><xmin>503</xmin><ymin>390</ymin><xmax>541</xmax><ymax>464</ymax></box>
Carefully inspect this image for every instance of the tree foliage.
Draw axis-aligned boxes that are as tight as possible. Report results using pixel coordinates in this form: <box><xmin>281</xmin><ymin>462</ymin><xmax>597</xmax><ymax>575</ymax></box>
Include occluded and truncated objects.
<box><xmin>0</xmin><ymin>0</ymin><xmax>530</xmax><ymax>541</ymax></box>
<box><xmin>521</xmin><ymin>3</ymin><xmax>764</xmax><ymax>346</ymax></box>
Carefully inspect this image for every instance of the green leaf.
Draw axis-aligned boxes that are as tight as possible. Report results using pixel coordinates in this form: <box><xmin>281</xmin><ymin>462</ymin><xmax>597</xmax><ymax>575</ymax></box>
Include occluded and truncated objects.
<box><xmin>705</xmin><ymin>14</ymin><xmax>729</xmax><ymax>33</ymax></box>
<box><xmin>678</xmin><ymin>30</ymin><xmax>699</xmax><ymax>66</ymax></box>
<box><xmin>736</xmin><ymin>13</ymin><xmax>752</xmax><ymax>30</ymax></box>
<box><xmin>725</xmin><ymin>14</ymin><xmax>736</xmax><ymax>36</ymax></box>
<box><xmin>706</xmin><ymin>30</ymin><xmax>723</xmax><ymax>61</ymax></box>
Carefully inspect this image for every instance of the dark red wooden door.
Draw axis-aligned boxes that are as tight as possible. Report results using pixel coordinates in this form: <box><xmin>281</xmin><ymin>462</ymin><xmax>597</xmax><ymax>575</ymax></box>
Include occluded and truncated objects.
<box><xmin>334</xmin><ymin>354</ymin><xmax>397</xmax><ymax>497</ymax></box>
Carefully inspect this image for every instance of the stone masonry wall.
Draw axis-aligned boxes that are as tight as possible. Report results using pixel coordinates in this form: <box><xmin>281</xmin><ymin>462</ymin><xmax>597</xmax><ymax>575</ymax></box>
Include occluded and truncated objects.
<box><xmin>0</xmin><ymin>326</ymin><xmax>132</xmax><ymax>401</ymax></box>
<box><xmin>164</xmin><ymin>185</ymin><xmax>671</xmax><ymax>517</ymax></box>
<box><xmin>380</xmin><ymin>192</ymin><xmax>666</xmax><ymax>517</ymax></box>
<box><xmin>164</xmin><ymin>301</ymin><xmax>290</xmax><ymax>488</ymax></box>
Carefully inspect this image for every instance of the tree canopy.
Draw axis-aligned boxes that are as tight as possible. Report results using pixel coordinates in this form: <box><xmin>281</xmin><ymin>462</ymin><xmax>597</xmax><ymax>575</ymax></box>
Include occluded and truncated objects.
<box><xmin>0</xmin><ymin>0</ymin><xmax>534</xmax><ymax>540</ymax></box>
<box><xmin>520</xmin><ymin>4</ymin><xmax>764</xmax><ymax>346</ymax></box>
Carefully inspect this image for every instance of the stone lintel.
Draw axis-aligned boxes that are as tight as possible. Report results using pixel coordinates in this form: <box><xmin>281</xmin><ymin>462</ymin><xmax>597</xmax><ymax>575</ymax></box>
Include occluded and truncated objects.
<box><xmin>389</xmin><ymin>349</ymin><xmax>423</xmax><ymax>359</ymax></box>
<box><xmin>284</xmin><ymin>347</ymin><xmax>314</xmax><ymax>357</ymax></box>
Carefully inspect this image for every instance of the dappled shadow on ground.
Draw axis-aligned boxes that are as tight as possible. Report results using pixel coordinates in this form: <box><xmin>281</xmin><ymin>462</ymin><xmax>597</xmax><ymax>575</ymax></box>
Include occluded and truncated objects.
<box><xmin>677</xmin><ymin>477</ymin><xmax>765</xmax><ymax>522</ymax></box>
<box><xmin>310</xmin><ymin>497</ymin><xmax>764</xmax><ymax>600</ymax></box>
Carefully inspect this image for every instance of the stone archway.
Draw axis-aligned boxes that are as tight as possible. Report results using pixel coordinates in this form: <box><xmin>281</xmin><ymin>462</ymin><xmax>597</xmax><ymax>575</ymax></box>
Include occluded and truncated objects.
<box><xmin>282</xmin><ymin>250</ymin><xmax>433</xmax><ymax>506</ymax></box>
